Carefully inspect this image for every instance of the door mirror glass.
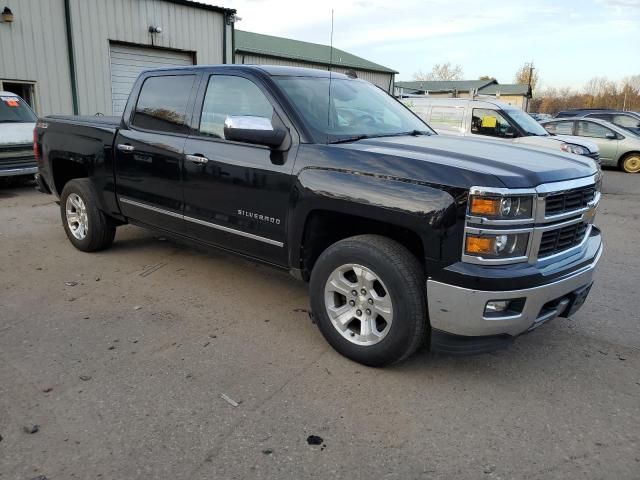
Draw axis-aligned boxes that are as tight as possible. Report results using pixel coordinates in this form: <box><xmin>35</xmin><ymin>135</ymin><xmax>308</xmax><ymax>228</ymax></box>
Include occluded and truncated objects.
<box><xmin>224</xmin><ymin>115</ymin><xmax>286</xmax><ymax>147</ymax></box>
<box><xmin>605</xmin><ymin>132</ymin><xmax>617</xmax><ymax>140</ymax></box>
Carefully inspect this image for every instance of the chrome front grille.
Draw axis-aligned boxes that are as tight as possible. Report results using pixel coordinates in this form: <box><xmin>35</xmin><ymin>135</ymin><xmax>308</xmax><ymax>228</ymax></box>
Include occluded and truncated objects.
<box><xmin>538</xmin><ymin>222</ymin><xmax>589</xmax><ymax>257</ymax></box>
<box><xmin>463</xmin><ymin>175</ymin><xmax>600</xmax><ymax>266</ymax></box>
<box><xmin>544</xmin><ymin>186</ymin><xmax>596</xmax><ymax>217</ymax></box>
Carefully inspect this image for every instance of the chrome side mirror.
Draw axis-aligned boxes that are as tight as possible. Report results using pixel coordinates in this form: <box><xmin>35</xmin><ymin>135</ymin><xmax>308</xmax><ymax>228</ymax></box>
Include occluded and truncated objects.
<box><xmin>224</xmin><ymin>115</ymin><xmax>287</xmax><ymax>147</ymax></box>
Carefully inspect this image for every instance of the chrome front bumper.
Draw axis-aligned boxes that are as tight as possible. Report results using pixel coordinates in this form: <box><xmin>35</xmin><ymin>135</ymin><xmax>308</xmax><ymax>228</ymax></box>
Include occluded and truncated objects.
<box><xmin>427</xmin><ymin>244</ymin><xmax>602</xmax><ymax>337</ymax></box>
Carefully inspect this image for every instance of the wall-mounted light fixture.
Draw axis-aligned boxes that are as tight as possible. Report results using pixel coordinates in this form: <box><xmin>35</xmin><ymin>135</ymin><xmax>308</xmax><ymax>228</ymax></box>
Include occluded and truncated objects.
<box><xmin>2</xmin><ymin>6</ymin><xmax>14</xmax><ymax>23</ymax></box>
<box><xmin>148</xmin><ymin>25</ymin><xmax>162</xmax><ymax>34</ymax></box>
<box><xmin>226</xmin><ymin>14</ymin><xmax>241</xmax><ymax>25</ymax></box>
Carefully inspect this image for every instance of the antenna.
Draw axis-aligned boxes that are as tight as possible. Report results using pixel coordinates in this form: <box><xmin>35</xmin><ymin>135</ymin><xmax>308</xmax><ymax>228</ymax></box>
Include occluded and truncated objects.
<box><xmin>327</xmin><ymin>9</ymin><xmax>334</xmax><ymax>137</ymax></box>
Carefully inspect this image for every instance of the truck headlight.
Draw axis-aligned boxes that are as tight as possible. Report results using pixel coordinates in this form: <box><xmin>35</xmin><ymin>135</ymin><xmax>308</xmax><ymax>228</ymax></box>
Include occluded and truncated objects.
<box><xmin>465</xmin><ymin>233</ymin><xmax>529</xmax><ymax>258</ymax></box>
<box><xmin>561</xmin><ymin>143</ymin><xmax>589</xmax><ymax>156</ymax></box>
<box><xmin>469</xmin><ymin>195</ymin><xmax>534</xmax><ymax>220</ymax></box>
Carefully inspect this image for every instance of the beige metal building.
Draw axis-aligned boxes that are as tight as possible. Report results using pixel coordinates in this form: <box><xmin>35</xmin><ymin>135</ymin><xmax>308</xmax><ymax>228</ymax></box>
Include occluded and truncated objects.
<box><xmin>235</xmin><ymin>30</ymin><xmax>397</xmax><ymax>92</ymax></box>
<box><xmin>0</xmin><ymin>0</ymin><xmax>235</xmax><ymax>116</ymax></box>
<box><xmin>395</xmin><ymin>80</ymin><xmax>532</xmax><ymax>110</ymax></box>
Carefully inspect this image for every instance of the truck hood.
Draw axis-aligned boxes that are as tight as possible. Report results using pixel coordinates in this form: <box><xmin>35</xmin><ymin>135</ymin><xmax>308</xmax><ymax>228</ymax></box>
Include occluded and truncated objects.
<box><xmin>336</xmin><ymin>134</ymin><xmax>598</xmax><ymax>189</ymax></box>
<box><xmin>0</xmin><ymin>122</ymin><xmax>35</xmax><ymax>146</ymax></box>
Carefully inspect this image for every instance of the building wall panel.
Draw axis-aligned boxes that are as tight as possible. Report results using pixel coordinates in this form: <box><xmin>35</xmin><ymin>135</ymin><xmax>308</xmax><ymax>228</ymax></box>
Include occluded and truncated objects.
<box><xmin>0</xmin><ymin>0</ymin><xmax>73</xmax><ymax>115</ymax></box>
<box><xmin>68</xmin><ymin>0</ymin><xmax>227</xmax><ymax>115</ymax></box>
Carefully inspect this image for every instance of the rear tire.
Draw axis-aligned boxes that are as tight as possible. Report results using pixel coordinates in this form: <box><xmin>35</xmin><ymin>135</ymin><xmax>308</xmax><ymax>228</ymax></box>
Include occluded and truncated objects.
<box><xmin>620</xmin><ymin>153</ymin><xmax>640</xmax><ymax>173</ymax></box>
<box><xmin>309</xmin><ymin>234</ymin><xmax>427</xmax><ymax>367</ymax></box>
<box><xmin>60</xmin><ymin>179</ymin><xmax>116</xmax><ymax>252</ymax></box>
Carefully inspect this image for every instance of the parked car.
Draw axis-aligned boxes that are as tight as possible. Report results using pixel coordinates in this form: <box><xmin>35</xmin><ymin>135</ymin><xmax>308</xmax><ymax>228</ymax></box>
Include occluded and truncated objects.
<box><xmin>0</xmin><ymin>91</ymin><xmax>38</xmax><ymax>180</ymax></box>
<box><xmin>554</xmin><ymin>109</ymin><xmax>640</xmax><ymax>136</ymax></box>
<box><xmin>34</xmin><ymin>66</ymin><xmax>602</xmax><ymax>366</ymax></box>
<box><xmin>541</xmin><ymin>117</ymin><xmax>640</xmax><ymax>173</ymax></box>
<box><xmin>401</xmin><ymin>97</ymin><xmax>600</xmax><ymax>164</ymax></box>
<box><xmin>530</xmin><ymin>113</ymin><xmax>553</xmax><ymax>122</ymax></box>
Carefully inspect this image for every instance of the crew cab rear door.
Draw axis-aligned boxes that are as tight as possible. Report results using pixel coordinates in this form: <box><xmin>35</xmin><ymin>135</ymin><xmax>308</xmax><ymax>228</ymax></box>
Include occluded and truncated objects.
<box><xmin>114</xmin><ymin>72</ymin><xmax>199</xmax><ymax>233</ymax></box>
<box><xmin>181</xmin><ymin>72</ymin><xmax>297</xmax><ymax>266</ymax></box>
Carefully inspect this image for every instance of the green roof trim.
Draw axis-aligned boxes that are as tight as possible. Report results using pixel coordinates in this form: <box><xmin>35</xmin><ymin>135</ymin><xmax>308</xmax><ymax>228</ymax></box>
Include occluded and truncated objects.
<box><xmin>478</xmin><ymin>83</ymin><xmax>531</xmax><ymax>96</ymax></box>
<box><xmin>235</xmin><ymin>30</ymin><xmax>397</xmax><ymax>74</ymax></box>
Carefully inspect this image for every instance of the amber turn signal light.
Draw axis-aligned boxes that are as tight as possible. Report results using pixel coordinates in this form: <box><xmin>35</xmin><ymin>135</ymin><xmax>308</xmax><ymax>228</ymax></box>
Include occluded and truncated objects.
<box><xmin>465</xmin><ymin>235</ymin><xmax>495</xmax><ymax>255</ymax></box>
<box><xmin>469</xmin><ymin>196</ymin><xmax>501</xmax><ymax>216</ymax></box>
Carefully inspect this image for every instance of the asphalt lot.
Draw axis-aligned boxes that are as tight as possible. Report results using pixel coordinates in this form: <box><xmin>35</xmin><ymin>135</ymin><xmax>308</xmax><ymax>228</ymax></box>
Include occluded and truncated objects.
<box><xmin>1</xmin><ymin>171</ymin><xmax>639</xmax><ymax>480</ymax></box>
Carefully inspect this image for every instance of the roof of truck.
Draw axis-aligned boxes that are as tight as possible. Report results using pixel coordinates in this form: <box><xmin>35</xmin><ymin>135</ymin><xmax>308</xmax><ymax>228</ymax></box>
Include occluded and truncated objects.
<box><xmin>139</xmin><ymin>64</ymin><xmax>354</xmax><ymax>79</ymax></box>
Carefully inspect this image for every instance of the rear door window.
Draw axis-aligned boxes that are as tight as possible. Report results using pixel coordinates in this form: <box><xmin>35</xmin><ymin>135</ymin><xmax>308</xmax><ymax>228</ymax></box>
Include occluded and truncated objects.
<box><xmin>429</xmin><ymin>106</ymin><xmax>464</xmax><ymax>132</ymax></box>
<box><xmin>132</xmin><ymin>75</ymin><xmax>196</xmax><ymax>134</ymax></box>
<box><xmin>588</xmin><ymin>113</ymin><xmax>613</xmax><ymax>123</ymax></box>
<box><xmin>576</xmin><ymin>121</ymin><xmax>615</xmax><ymax>139</ymax></box>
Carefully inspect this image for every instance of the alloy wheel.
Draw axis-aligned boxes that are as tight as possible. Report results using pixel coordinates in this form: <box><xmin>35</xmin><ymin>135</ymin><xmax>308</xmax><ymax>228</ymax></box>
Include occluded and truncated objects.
<box><xmin>324</xmin><ymin>263</ymin><xmax>394</xmax><ymax>346</ymax></box>
<box><xmin>66</xmin><ymin>193</ymin><xmax>89</xmax><ymax>240</ymax></box>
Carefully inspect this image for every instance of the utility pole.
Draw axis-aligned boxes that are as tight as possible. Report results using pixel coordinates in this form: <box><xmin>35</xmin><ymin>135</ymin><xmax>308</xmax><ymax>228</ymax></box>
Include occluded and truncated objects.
<box><xmin>526</xmin><ymin>61</ymin><xmax>534</xmax><ymax>112</ymax></box>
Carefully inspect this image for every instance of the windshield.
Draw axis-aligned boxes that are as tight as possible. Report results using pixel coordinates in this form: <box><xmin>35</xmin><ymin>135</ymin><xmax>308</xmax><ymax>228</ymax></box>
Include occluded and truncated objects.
<box><xmin>504</xmin><ymin>108</ymin><xmax>549</xmax><ymax>136</ymax></box>
<box><xmin>0</xmin><ymin>95</ymin><xmax>37</xmax><ymax>123</ymax></box>
<box><xmin>274</xmin><ymin>76</ymin><xmax>433</xmax><ymax>143</ymax></box>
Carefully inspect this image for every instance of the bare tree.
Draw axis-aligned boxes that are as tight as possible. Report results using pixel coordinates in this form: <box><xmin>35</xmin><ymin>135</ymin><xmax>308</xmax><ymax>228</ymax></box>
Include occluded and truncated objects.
<box><xmin>530</xmin><ymin>74</ymin><xmax>640</xmax><ymax>114</ymax></box>
<box><xmin>414</xmin><ymin>62</ymin><xmax>464</xmax><ymax>81</ymax></box>
<box><xmin>584</xmin><ymin>76</ymin><xmax>612</xmax><ymax>97</ymax></box>
<box><xmin>621</xmin><ymin>74</ymin><xmax>640</xmax><ymax>93</ymax></box>
<box><xmin>514</xmin><ymin>62</ymin><xmax>539</xmax><ymax>91</ymax></box>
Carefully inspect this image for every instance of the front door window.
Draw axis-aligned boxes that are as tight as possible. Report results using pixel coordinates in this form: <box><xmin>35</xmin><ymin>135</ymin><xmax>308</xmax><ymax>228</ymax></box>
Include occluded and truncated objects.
<box><xmin>471</xmin><ymin>108</ymin><xmax>517</xmax><ymax>138</ymax></box>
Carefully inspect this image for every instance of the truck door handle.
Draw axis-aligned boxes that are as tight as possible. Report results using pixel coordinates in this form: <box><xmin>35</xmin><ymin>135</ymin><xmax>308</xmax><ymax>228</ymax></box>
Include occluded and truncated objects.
<box><xmin>186</xmin><ymin>154</ymin><xmax>209</xmax><ymax>164</ymax></box>
<box><xmin>117</xmin><ymin>144</ymin><xmax>135</xmax><ymax>152</ymax></box>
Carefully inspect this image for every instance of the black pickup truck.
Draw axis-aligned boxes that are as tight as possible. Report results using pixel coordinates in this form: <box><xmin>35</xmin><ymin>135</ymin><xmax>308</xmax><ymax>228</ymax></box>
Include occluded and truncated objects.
<box><xmin>34</xmin><ymin>66</ymin><xmax>603</xmax><ymax>366</ymax></box>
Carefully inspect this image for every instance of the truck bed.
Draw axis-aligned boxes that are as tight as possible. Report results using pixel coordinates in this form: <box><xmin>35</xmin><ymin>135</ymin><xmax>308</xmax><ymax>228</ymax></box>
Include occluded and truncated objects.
<box><xmin>45</xmin><ymin>115</ymin><xmax>121</xmax><ymax>128</ymax></box>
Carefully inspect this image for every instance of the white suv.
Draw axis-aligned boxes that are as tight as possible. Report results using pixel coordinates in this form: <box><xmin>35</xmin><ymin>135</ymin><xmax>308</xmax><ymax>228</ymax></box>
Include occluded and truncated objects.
<box><xmin>402</xmin><ymin>97</ymin><xmax>601</xmax><ymax>164</ymax></box>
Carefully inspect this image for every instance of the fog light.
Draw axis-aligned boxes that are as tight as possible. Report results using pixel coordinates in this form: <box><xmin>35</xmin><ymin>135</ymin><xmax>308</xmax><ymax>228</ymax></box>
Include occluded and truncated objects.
<box><xmin>485</xmin><ymin>300</ymin><xmax>511</xmax><ymax>314</ymax></box>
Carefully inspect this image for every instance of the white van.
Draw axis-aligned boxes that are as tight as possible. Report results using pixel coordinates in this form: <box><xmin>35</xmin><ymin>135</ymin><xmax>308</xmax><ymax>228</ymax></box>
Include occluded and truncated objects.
<box><xmin>402</xmin><ymin>97</ymin><xmax>600</xmax><ymax>163</ymax></box>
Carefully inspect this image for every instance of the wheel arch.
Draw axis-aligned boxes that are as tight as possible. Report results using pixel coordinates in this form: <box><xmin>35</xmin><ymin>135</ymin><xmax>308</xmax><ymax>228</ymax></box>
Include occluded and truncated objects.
<box><xmin>288</xmin><ymin>168</ymin><xmax>461</xmax><ymax>280</ymax></box>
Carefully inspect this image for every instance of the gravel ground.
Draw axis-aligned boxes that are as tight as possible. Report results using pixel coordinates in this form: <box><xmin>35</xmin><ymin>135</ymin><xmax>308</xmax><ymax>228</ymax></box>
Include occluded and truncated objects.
<box><xmin>1</xmin><ymin>171</ymin><xmax>638</xmax><ymax>480</ymax></box>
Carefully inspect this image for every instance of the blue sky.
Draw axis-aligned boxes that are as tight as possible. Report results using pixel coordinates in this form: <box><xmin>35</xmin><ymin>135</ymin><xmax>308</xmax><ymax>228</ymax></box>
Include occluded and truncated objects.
<box><xmin>220</xmin><ymin>0</ymin><xmax>640</xmax><ymax>89</ymax></box>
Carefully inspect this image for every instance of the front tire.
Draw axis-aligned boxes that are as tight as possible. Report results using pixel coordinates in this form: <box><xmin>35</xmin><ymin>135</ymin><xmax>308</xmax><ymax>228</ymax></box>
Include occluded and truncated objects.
<box><xmin>60</xmin><ymin>179</ymin><xmax>116</xmax><ymax>252</ymax></box>
<box><xmin>620</xmin><ymin>153</ymin><xmax>640</xmax><ymax>173</ymax></box>
<box><xmin>309</xmin><ymin>235</ymin><xmax>427</xmax><ymax>367</ymax></box>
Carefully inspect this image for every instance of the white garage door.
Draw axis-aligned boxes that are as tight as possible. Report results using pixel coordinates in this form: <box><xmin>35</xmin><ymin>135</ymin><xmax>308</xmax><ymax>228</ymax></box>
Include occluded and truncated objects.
<box><xmin>109</xmin><ymin>44</ymin><xmax>194</xmax><ymax>116</ymax></box>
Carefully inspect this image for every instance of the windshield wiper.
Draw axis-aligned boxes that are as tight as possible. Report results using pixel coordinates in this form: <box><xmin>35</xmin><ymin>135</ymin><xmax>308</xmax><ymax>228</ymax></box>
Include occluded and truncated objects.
<box><xmin>386</xmin><ymin>130</ymin><xmax>431</xmax><ymax>137</ymax></box>
<box><xmin>328</xmin><ymin>130</ymin><xmax>430</xmax><ymax>144</ymax></box>
<box><xmin>328</xmin><ymin>134</ymin><xmax>374</xmax><ymax>144</ymax></box>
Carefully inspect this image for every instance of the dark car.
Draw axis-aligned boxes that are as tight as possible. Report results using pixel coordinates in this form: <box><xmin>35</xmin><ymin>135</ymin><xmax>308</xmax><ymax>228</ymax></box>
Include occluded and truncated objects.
<box><xmin>555</xmin><ymin>109</ymin><xmax>640</xmax><ymax>136</ymax></box>
<box><xmin>34</xmin><ymin>65</ymin><xmax>602</xmax><ymax>366</ymax></box>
